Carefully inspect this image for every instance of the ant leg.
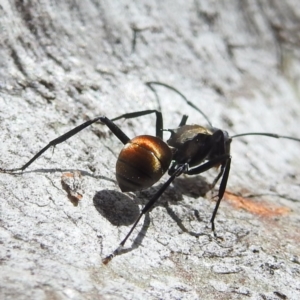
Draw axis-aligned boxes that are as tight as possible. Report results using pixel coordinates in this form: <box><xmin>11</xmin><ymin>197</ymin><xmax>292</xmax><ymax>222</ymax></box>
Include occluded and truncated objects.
<box><xmin>179</xmin><ymin>115</ymin><xmax>188</xmax><ymax>126</ymax></box>
<box><xmin>103</xmin><ymin>163</ymin><xmax>188</xmax><ymax>264</ymax></box>
<box><xmin>0</xmin><ymin>117</ymin><xmax>129</xmax><ymax>173</ymax></box>
<box><xmin>146</xmin><ymin>81</ymin><xmax>213</xmax><ymax>127</ymax></box>
<box><xmin>210</xmin><ymin>166</ymin><xmax>225</xmax><ymax>189</ymax></box>
<box><xmin>209</xmin><ymin>158</ymin><xmax>231</xmax><ymax>233</ymax></box>
<box><xmin>186</xmin><ymin>154</ymin><xmax>231</xmax><ymax>233</ymax></box>
<box><xmin>111</xmin><ymin>110</ymin><xmax>163</xmax><ymax>139</ymax></box>
<box><xmin>145</xmin><ymin>82</ymin><xmax>162</xmax><ymax>112</ymax></box>
<box><xmin>186</xmin><ymin>155</ymin><xmax>229</xmax><ymax>176</ymax></box>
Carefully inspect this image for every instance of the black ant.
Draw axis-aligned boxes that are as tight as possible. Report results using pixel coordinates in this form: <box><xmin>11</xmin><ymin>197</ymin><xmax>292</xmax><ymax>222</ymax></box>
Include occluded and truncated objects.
<box><xmin>1</xmin><ymin>82</ymin><xmax>299</xmax><ymax>264</ymax></box>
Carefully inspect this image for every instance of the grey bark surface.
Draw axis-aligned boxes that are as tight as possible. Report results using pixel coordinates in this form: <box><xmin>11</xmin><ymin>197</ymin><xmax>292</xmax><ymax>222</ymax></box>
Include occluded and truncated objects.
<box><xmin>0</xmin><ymin>1</ymin><xmax>300</xmax><ymax>299</ymax></box>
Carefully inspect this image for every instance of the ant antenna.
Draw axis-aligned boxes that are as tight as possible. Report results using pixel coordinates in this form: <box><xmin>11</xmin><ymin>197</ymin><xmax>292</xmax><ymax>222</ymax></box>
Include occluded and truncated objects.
<box><xmin>231</xmin><ymin>132</ymin><xmax>300</xmax><ymax>142</ymax></box>
<box><xmin>146</xmin><ymin>81</ymin><xmax>213</xmax><ymax>127</ymax></box>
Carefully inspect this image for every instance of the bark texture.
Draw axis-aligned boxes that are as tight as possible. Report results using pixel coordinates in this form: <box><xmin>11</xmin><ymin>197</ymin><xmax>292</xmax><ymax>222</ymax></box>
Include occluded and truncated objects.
<box><xmin>0</xmin><ymin>1</ymin><xmax>300</xmax><ymax>299</ymax></box>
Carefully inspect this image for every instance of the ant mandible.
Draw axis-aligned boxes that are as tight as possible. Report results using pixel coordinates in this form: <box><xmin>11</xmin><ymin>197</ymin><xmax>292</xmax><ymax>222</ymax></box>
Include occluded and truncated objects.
<box><xmin>1</xmin><ymin>82</ymin><xmax>299</xmax><ymax>264</ymax></box>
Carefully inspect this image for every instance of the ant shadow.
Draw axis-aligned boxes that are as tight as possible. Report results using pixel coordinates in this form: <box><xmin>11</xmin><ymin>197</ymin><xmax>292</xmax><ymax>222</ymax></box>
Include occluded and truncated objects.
<box><xmin>93</xmin><ymin>175</ymin><xmax>214</xmax><ymax>259</ymax></box>
<box><xmin>8</xmin><ymin>166</ymin><xmax>223</xmax><ymax>257</ymax></box>
<box><xmin>93</xmin><ymin>190</ymin><xmax>140</xmax><ymax>226</ymax></box>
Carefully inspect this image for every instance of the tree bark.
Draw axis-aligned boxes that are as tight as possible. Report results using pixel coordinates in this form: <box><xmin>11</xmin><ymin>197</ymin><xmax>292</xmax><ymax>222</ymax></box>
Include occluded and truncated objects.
<box><xmin>0</xmin><ymin>1</ymin><xmax>300</xmax><ymax>299</ymax></box>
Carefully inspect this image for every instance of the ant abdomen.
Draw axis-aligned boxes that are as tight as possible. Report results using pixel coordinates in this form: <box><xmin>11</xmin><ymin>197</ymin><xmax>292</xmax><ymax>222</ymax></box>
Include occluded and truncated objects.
<box><xmin>116</xmin><ymin>135</ymin><xmax>172</xmax><ymax>192</ymax></box>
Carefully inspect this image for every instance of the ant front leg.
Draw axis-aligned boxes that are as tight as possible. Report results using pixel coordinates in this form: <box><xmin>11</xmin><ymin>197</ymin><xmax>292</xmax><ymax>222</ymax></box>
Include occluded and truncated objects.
<box><xmin>0</xmin><ymin>117</ymin><xmax>130</xmax><ymax>173</ymax></box>
<box><xmin>186</xmin><ymin>154</ymin><xmax>231</xmax><ymax>233</ymax></box>
<box><xmin>209</xmin><ymin>157</ymin><xmax>231</xmax><ymax>233</ymax></box>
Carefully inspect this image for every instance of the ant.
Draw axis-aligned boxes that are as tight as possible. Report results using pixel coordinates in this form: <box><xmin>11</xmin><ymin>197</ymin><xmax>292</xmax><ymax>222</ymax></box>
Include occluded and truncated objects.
<box><xmin>1</xmin><ymin>82</ymin><xmax>299</xmax><ymax>264</ymax></box>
